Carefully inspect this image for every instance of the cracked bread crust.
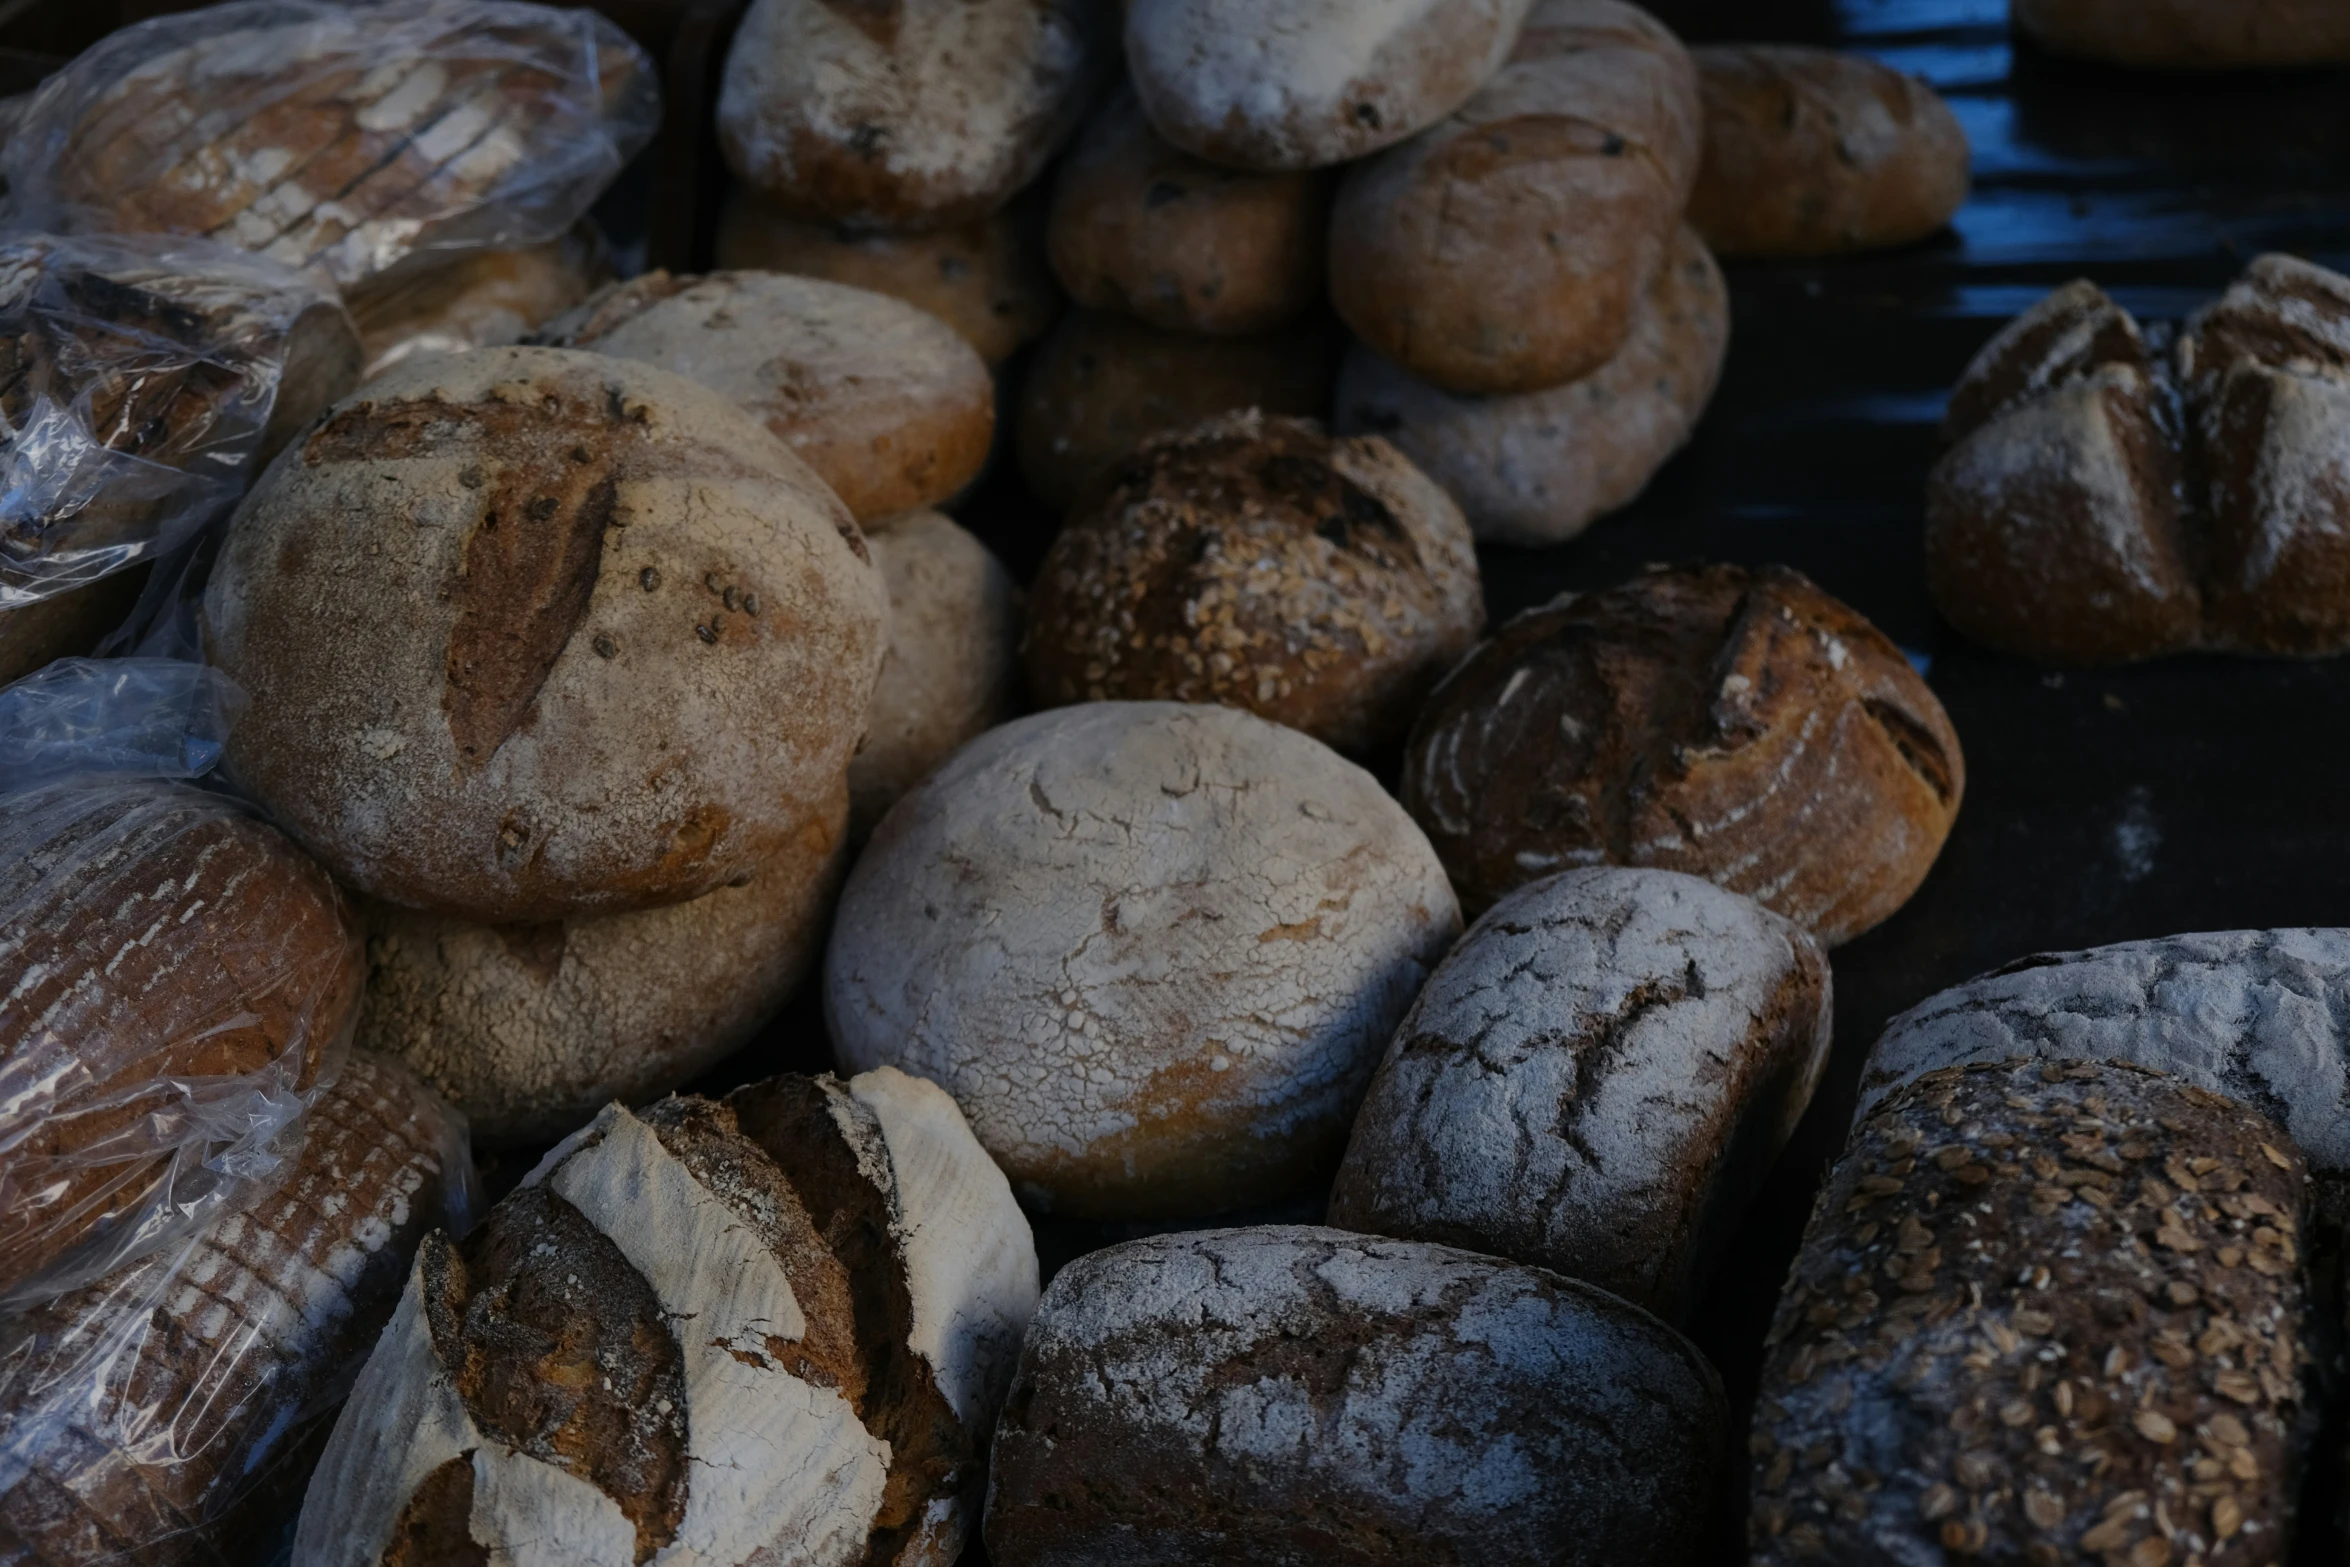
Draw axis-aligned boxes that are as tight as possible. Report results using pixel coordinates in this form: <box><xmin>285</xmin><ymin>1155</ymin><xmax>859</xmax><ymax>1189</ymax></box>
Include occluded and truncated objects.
<box><xmin>1401</xmin><ymin>563</ymin><xmax>1963</xmax><ymax>942</ymax></box>
<box><xmin>825</xmin><ymin>701</ymin><xmax>1461</xmax><ymax>1219</ymax></box>
<box><xmin>983</xmin><ymin>1224</ymin><xmax>1725</xmax><ymax>1567</ymax></box>
<box><xmin>1751</xmin><ymin>1059</ymin><xmax>2313</xmax><ymax>1567</ymax></box>
<box><xmin>1328</xmin><ymin>865</ymin><xmax>1830</xmax><ymax>1321</ymax></box>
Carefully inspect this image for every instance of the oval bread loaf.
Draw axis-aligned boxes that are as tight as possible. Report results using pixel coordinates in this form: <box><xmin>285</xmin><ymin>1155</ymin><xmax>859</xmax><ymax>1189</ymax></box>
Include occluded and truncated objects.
<box><xmin>985</xmin><ymin>1225</ymin><xmax>1726</xmax><ymax>1567</ymax></box>
<box><xmin>1022</xmin><ymin>410</ymin><xmax>1483</xmax><ymax>754</ymax></box>
<box><xmin>2012</xmin><ymin>0</ymin><xmax>2350</xmax><ymax>68</ymax></box>
<box><xmin>1330</xmin><ymin>866</ymin><xmax>1831</xmax><ymax>1321</ymax></box>
<box><xmin>203</xmin><ymin>344</ymin><xmax>887</xmax><ymax>924</ymax></box>
<box><xmin>1403</xmin><ymin>564</ymin><xmax>1965</xmax><ymax>941</ymax></box>
<box><xmin>294</xmin><ymin>1068</ymin><xmax>1038</xmax><ymax>1567</ymax></box>
<box><xmin>534</xmin><ymin>269</ymin><xmax>996</xmax><ymax>523</ymax></box>
<box><xmin>717</xmin><ymin>0</ymin><xmax>1111</xmax><ymax>230</ymax></box>
<box><xmin>348</xmin><ymin>227</ymin><xmax>611</xmax><ymax>380</ymax></box>
<box><xmin>1328</xmin><ymin>0</ymin><xmax>1702</xmax><ymax>396</ymax></box>
<box><xmin>826</xmin><ymin>702</ymin><xmax>1460</xmax><ymax>1218</ymax></box>
<box><xmin>1336</xmin><ymin>223</ymin><xmax>1728</xmax><ymax>545</ymax></box>
<box><xmin>1124</xmin><ymin>0</ymin><xmax>1538</xmax><ymax>171</ymax></box>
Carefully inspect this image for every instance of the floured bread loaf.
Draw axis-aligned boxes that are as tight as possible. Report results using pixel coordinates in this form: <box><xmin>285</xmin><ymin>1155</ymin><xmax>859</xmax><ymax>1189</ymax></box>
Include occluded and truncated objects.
<box><xmin>293</xmin><ymin>1067</ymin><xmax>1038</xmax><ymax>1567</ymax></box>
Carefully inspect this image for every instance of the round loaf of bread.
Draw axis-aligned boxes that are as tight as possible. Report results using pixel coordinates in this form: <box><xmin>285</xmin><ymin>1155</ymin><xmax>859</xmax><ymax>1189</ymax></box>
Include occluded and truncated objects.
<box><xmin>1336</xmin><ymin>223</ymin><xmax>1728</xmax><ymax>545</ymax></box>
<box><xmin>203</xmin><ymin>344</ymin><xmax>888</xmax><ymax>923</ymax></box>
<box><xmin>1403</xmin><ymin>564</ymin><xmax>1964</xmax><ymax>941</ymax></box>
<box><xmin>1124</xmin><ymin>0</ymin><xmax>1538</xmax><ymax>171</ymax></box>
<box><xmin>717</xmin><ymin>0</ymin><xmax>1111</xmax><ymax>230</ymax></box>
<box><xmin>1686</xmin><ymin>46</ymin><xmax>1969</xmax><ymax>258</ymax></box>
<box><xmin>534</xmin><ymin>270</ymin><xmax>995</xmax><ymax>523</ymax></box>
<box><xmin>357</xmin><ymin>788</ymin><xmax>847</xmax><ymax>1148</ymax></box>
<box><xmin>348</xmin><ymin>227</ymin><xmax>611</xmax><ymax>380</ymax></box>
<box><xmin>853</xmin><ymin>511</ymin><xmax>1022</xmax><ymax>839</ymax></box>
<box><xmin>2012</xmin><ymin>0</ymin><xmax>2350</xmax><ymax>68</ymax></box>
<box><xmin>1046</xmin><ymin>87</ymin><xmax>1330</xmax><ymax>336</ymax></box>
<box><xmin>1328</xmin><ymin>0</ymin><xmax>1701</xmax><ymax>395</ymax></box>
<box><xmin>0</xmin><ymin>1051</ymin><xmax>470</xmax><ymax>1567</ymax></box>
<box><xmin>826</xmin><ymin>702</ymin><xmax>1460</xmax><ymax>1218</ymax></box>
<box><xmin>1751</xmin><ymin>1059</ymin><xmax>2311</xmax><ymax>1567</ymax></box>
<box><xmin>1022</xmin><ymin>411</ymin><xmax>1482</xmax><ymax>754</ymax></box>
<box><xmin>1015</xmin><ymin>308</ymin><xmax>1337</xmax><ymax>511</ymax></box>
<box><xmin>295</xmin><ymin>1068</ymin><xmax>1037</xmax><ymax>1567</ymax></box>
<box><xmin>985</xmin><ymin>1225</ymin><xmax>1725</xmax><ymax>1567</ymax></box>
<box><xmin>715</xmin><ymin>189</ymin><xmax>1060</xmax><ymax>367</ymax></box>
<box><xmin>1329</xmin><ymin>866</ymin><xmax>1830</xmax><ymax>1321</ymax></box>
<box><xmin>0</xmin><ymin>778</ymin><xmax>361</xmax><ymax>1303</ymax></box>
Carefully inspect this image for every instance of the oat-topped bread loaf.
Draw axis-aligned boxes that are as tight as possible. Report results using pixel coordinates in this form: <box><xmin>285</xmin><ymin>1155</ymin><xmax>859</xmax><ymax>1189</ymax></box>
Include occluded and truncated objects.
<box><xmin>347</xmin><ymin>224</ymin><xmax>610</xmax><ymax>379</ymax></box>
<box><xmin>985</xmin><ymin>1225</ymin><xmax>1726</xmax><ymax>1566</ymax></box>
<box><xmin>293</xmin><ymin>1067</ymin><xmax>1038</xmax><ymax>1567</ymax></box>
<box><xmin>1752</xmin><ymin>1058</ymin><xmax>2314</xmax><ymax>1566</ymax></box>
<box><xmin>0</xmin><ymin>1052</ymin><xmax>471</xmax><ymax>1567</ymax></box>
<box><xmin>1023</xmin><ymin>411</ymin><xmax>1482</xmax><ymax>754</ymax></box>
<box><xmin>1403</xmin><ymin>564</ymin><xmax>1964</xmax><ymax>940</ymax></box>
<box><xmin>827</xmin><ymin>702</ymin><xmax>1459</xmax><ymax>1218</ymax></box>
<box><xmin>534</xmin><ymin>269</ymin><xmax>996</xmax><ymax>523</ymax></box>
<box><xmin>1928</xmin><ymin>255</ymin><xmax>2350</xmax><ymax>663</ymax></box>
<box><xmin>5</xmin><ymin>0</ymin><xmax>656</xmax><ymax>291</ymax></box>
<box><xmin>203</xmin><ymin>344</ymin><xmax>887</xmax><ymax>924</ymax></box>
<box><xmin>2012</xmin><ymin>0</ymin><xmax>2350</xmax><ymax>68</ymax></box>
<box><xmin>0</xmin><ymin>777</ymin><xmax>362</xmax><ymax>1305</ymax></box>
<box><xmin>718</xmin><ymin>0</ymin><xmax>1112</xmax><ymax>231</ymax></box>
<box><xmin>1329</xmin><ymin>0</ymin><xmax>1702</xmax><ymax>396</ymax></box>
<box><xmin>1330</xmin><ymin>866</ymin><xmax>1832</xmax><ymax>1321</ymax></box>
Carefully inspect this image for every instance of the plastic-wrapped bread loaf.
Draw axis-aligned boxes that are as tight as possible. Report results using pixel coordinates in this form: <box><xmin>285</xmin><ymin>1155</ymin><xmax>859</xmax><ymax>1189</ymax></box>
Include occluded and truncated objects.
<box><xmin>0</xmin><ymin>1052</ymin><xmax>474</xmax><ymax>1567</ymax></box>
<box><xmin>2</xmin><ymin>0</ymin><xmax>657</xmax><ymax>292</ymax></box>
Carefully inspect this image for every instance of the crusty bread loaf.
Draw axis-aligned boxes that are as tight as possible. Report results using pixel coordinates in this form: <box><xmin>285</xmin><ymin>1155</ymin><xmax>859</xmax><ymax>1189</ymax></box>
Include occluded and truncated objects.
<box><xmin>1686</xmin><ymin>46</ymin><xmax>1969</xmax><ymax>258</ymax></box>
<box><xmin>1015</xmin><ymin>307</ymin><xmax>1337</xmax><ymax>510</ymax></box>
<box><xmin>1752</xmin><ymin>1059</ymin><xmax>2312</xmax><ymax>1566</ymax></box>
<box><xmin>714</xmin><ymin>188</ymin><xmax>1060</xmax><ymax>368</ymax></box>
<box><xmin>534</xmin><ymin>269</ymin><xmax>996</xmax><ymax>523</ymax></box>
<box><xmin>203</xmin><ymin>344</ymin><xmax>887</xmax><ymax>923</ymax></box>
<box><xmin>1124</xmin><ymin>0</ymin><xmax>1538</xmax><ymax>171</ymax></box>
<box><xmin>1046</xmin><ymin>87</ymin><xmax>1330</xmax><ymax>336</ymax></box>
<box><xmin>826</xmin><ymin>702</ymin><xmax>1460</xmax><ymax>1219</ymax></box>
<box><xmin>853</xmin><ymin>511</ymin><xmax>1021</xmax><ymax>839</ymax></box>
<box><xmin>0</xmin><ymin>1052</ymin><xmax>468</xmax><ymax>1567</ymax></box>
<box><xmin>717</xmin><ymin>0</ymin><xmax>1112</xmax><ymax>231</ymax></box>
<box><xmin>986</xmin><ymin>1225</ymin><xmax>1726</xmax><ymax>1567</ymax></box>
<box><xmin>358</xmin><ymin>783</ymin><xmax>847</xmax><ymax>1147</ymax></box>
<box><xmin>347</xmin><ymin>225</ymin><xmax>610</xmax><ymax>380</ymax></box>
<box><xmin>2013</xmin><ymin>0</ymin><xmax>2350</xmax><ymax>68</ymax></box>
<box><xmin>0</xmin><ymin>778</ymin><xmax>361</xmax><ymax>1301</ymax></box>
<box><xmin>1330</xmin><ymin>866</ymin><xmax>1831</xmax><ymax>1321</ymax></box>
<box><xmin>294</xmin><ymin>1068</ymin><xmax>1038</xmax><ymax>1567</ymax></box>
<box><xmin>1328</xmin><ymin>0</ymin><xmax>1702</xmax><ymax>396</ymax></box>
<box><xmin>0</xmin><ymin>571</ymin><xmax>147</xmax><ymax>687</ymax></box>
<box><xmin>1336</xmin><ymin>223</ymin><xmax>1728</xmax><ymax>544</ymax></box>
<box><xmin>1403</xmin><ymin>564</ymin><xmax>1964</xmax><ymax>941</ymax></box>
<box><xmin>1023</xmin><ymin>410</ymin><xmax>1483</xmax><ymax>754</ymax></box>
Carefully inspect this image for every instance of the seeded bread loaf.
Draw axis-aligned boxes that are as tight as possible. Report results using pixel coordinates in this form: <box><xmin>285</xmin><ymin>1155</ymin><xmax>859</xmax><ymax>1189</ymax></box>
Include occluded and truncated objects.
<box><xmin>534</xmin><ymin>269</ymin><xmax>996</xmax><ymax>523</ymax></box>
<box><xmin>826</xmin><ymin>702</ymin><xmax>1460</xmax><ymax>1218</ymax></box>
<box><xmin>1329</xmin><ymin>0</ymin><xmax>1701</xmax><ymax>396</ymax></box>
<box><xmin>294</xmin><ymin>1067</ymin><xmax>1038</xmax><ymax>1567</ymax></box>
<box><xmin>1403</xmin><ymin>564</ymin><xmax>1964</xmax><ymax>940</ymax></box>
<box><xmin>986</xmin><ymin>1225</ymin><xmax>1726</xmax><ymax>1567</ymax></box>
<box><xmin>347</xmin><ymin>225</ymin><xmax>610</xmax><ymax>379</ymax></box>
<box><xmin>0</xmin><ymin>1052</ymin><xmax>470</xmax><ymax>1567</ymax></box>
<box><xmin>1330</xmin><ymin>866</ymin><xmax>1831</xmax><ymax>1320</ymax></box>
<box><xmin>1751</xmin><ymin>1058</ymin><xmax>2313</xmax><ymax>1566</ymax></box>
<box><xmin>1023</xmin><ymin>410</ymin><xmax>1482</xmax><ymax>754</ymax></box>
<box><xmin>203</xmin><ymin>344</ymin><xmax>888</xmax><ymax>923</ymax></box>
<box><xmin>0</xmin><ymin>778</ymin><xmax>361</xmax><ymax>1302</ymax></box>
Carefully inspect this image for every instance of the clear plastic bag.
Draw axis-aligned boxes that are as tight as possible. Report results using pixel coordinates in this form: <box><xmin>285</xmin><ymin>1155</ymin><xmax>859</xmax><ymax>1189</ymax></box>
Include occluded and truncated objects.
<box><xmin>0</xmin><ymin>655</ymin><xmax>244</xmax><ymax>794</ymax></box>
<box><xmin>1</xmin><ymin>0</ymin><xmax>660</xmax><ymax>293</ymax></box>
<box><xmin>0</xmin><ymin>1051</ymin><xmax>476</xmax><ymax>1565</ymax></box>
<box><xmin>0</xmin><ymin>230</ymin><xmax>358</xmax><ymax>610</ymax></box>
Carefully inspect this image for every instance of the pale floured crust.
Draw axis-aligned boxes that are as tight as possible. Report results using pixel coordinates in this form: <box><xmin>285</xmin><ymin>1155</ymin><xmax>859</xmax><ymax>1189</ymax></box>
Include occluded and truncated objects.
<box><xmin>1124</xmin><ymin>0</ymin><xmax>1537</xmax><ymax>171</ymax></box>
<box><xmin>824</xmin><ymin>701</ymin><xmax>1461</xmax><ymax>1218</ymax></box>
<box><xmin>203</xmin><ymin>344</ymin><xmax>887</xmax><ymax>923</ymax></box>
<box><xmin>1329</xmin><ymin>865</ymin><xmax>1832</xmax><ymax>1321</ymax></box>
<box><xmin>1336</xmin><ymin>223</ymin><xmax>1728</xmax><ymax>545</ymax></box>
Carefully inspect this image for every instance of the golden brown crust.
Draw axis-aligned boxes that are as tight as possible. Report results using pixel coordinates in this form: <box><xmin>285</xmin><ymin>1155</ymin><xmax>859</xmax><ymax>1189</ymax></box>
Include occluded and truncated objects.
<box><xmin>1401</xmin><ymin>564</ymin><xmax>1964</xmax><ymax>942</ymax></box>
<box><xmin>1685</xmin><ymin>45</ymin><xmax>1969</xmax><ymax>258</ymax></box>
<box><xmin>348</xmin><ymin>228</ymin><xmax>612</xmax><ymax>380</ymax></box>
